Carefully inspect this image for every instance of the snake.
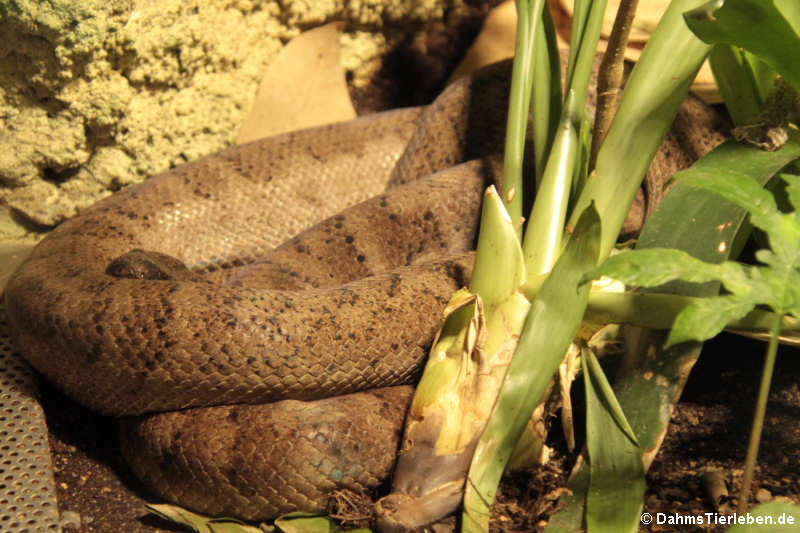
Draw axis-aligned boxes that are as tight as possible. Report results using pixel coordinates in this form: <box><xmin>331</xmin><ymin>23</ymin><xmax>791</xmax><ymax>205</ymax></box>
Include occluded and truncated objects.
<box><xmin>3</xmin><ymin>56</ymin><xmax>729</xmax><ymax>523</ymax></box>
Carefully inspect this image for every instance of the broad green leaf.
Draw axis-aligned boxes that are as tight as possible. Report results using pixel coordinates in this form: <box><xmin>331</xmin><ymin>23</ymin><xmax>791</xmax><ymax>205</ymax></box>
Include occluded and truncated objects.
<box><xmin>756</xmin><ymin>264</ymin><xmax>800</xmax><ymax>313</ymax></box>
<box><xmin>582</xmin><ymin>347</ymin><xmax>645</xmax><ymax>533</ymax></box>
<box><xmin>723</xmin><ymin>502</ymin><xmax>800</xmax><ymax>532</ymax></box>
<box><xmin>582</xmin><ymin>248</ymin><xmax>743</xmax><ymax>289</ymax></box>
<box><xmin>637</xmin><ymin>135</ymin><xmax>800</xmax><ymax>268</ymax></box>
<box><xmin>745</xmin><ymin>50</ymin><xmax>779</xmax><ymax>105</ymax></box>
<box><xmin>666</xmin><ymin>294</ymin><xmax>755</xmax><ymax>347</ymax></box>
<box><xmin>678</xmin><ymin>165</ymin><xmax>800</xmax><ymax>262</ymax></box>
<box><xmin>584</xmin><ymin>92</ymin><xmax>800</xmax><ymax>518</ymax></box>
<box><xmin>684</xmin><ymin>0</ymin><xmax>800</xmax><ymax>92</ymax></box>
<box><xmin>588</xmin><ymin>163</ymin><xmax>800</xmax><ymax>347</ymax></box>
<box><xmin>680</xmin><ymin>167</ymin><xmax>781</xmax><ymax>229</ymax></box>
<box><xmin>462</xmin><ymin>203</ymin><xmax>601</xmax><ymax>533</ymax></box>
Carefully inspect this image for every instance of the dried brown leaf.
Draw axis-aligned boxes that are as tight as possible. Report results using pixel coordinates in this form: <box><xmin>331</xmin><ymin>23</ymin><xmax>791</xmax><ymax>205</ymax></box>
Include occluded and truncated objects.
<box><xmin>236</xmin><ymin>22</ymin><xmax>356</xmax><ymax>144</ymax></box>
<box><xmin>449</xmin><ymin>0</ymin><xmax>518</xmax><ymax>83</ymax></box>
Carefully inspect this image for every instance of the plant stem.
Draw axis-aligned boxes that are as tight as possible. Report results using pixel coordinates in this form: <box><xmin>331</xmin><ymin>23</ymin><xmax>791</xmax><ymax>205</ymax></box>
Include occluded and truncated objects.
<box><xmin>532</xmin><ymin>5</ymin><xmax>562</xmax><ymax>188</ymax></box>
<box><xmin>737</xmin><ymin>312</ymin><xmax>782</xmax><ymax>514</ymax></box>
<box><xmin>584</xmin><ymin>291</ymin><xmax>800</xmax><ymax>335</ymax></box>
<box><xmin>590</xmin><ymin>0</ymin><xmax>639</xmax><ymax>170</ymax></box>
<box><xmin>501</xmin><ymin>0</ymin><xmax>546</xmax><ymax>231</ymax></box>
<box><xmin>565</xmin><ymin>0</ymin><xmax>609</xmax><ymax>118</ymax></box>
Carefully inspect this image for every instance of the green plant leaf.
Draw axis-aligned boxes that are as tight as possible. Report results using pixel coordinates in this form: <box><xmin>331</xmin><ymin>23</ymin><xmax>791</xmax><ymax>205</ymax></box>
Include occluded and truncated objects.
<box><xmin>564</xmin><ymin>0</ymin><xmax>609</xmax><ymax>120</ymax></box>
<box><xmin>723</xmin><ymin>502</ymin><xmax>800</xmax><ymax>532</ymax></box>
<box><xmin>546</xmin><ymin>114</ymin><xmax>800</xmax><ymax>533</ymax></box>
<box><xmin>665</xmin><ymin>294</ymin><xmax>755</xmax><ymax>347</ymax></box>
<box><xmin>587</xmin><ymin>177</ymin><xmax>800</xmax><ymax>346</ymax></box>
<box><xmin>582</xmin><ymin>248</ymin><xmax>747</xmax><ymax>289</ymax></box>
<box><xmin>681</xmin><ymin>164</ymin><xmax>781</xmax><ymax>227</ymax></box>
<box><xmin>582</xmin><ymin>113</ymin><xmax>800</xmax><ymax>517</ymax></box>
<box><xmin>636</xmin><ymin>136</ymin><xmax>800</xmax><ymax>266</ymax></box>
<box><xmin>745</xmin><ymin>50</ymin><xmax>780</xmax><ymax>105</ymax></box>
<box><xmin>684</xmin><ymin>0</ymin><xmax>800</xmax><ymax>91</ymax></box>
<box><xmin>502</xmin><ymin>0</ymin><xmax>548</xmax><ymax>227</ymax></box>
<box><xmin>708</xmin><ymin>44</ymin><xmax>771</xmax><ymax>125</ymax></box>
<box><xmin>678</xmin><ymin>166</ymin><xmax>800</xmax><ymax>261</ymax></box>
<box><xmin>582</xmin><ymin>346</ymin><xmax>645</xmax><ymax>533</ymax></box>
<box><xmin>586</xmin><ymin>131</ymin><xmax>800</xmax><ymax>348</ymax></box>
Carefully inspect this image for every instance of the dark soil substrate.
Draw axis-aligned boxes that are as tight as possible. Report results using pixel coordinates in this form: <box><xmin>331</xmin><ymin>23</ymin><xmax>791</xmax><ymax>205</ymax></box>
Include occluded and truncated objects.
<box><xmin>43</xmin><ymin>332</ymin><xmax>799</xmax><ymax>533</ymax></box>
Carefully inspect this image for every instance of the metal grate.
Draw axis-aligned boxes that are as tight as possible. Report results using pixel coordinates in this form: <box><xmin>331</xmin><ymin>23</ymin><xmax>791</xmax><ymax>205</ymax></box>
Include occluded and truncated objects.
<box><xmin>0</xmin><ymin>301</ymin><xmax>61</xmax><ymax>532</ymax></box>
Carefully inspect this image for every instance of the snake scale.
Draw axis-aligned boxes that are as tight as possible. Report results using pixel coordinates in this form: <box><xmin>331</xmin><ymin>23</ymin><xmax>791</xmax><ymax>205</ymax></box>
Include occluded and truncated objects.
<box><xmin>4</xmin><ymin>56</ymin><xmax>729</xmax><ymax>522</ymax></box>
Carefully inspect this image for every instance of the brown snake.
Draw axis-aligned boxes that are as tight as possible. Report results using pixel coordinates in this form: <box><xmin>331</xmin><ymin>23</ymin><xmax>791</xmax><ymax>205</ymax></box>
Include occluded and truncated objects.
<box><xmin>4</xmin><ymin>58</ymin><xmax>729</xmax><ymax>521</ymax></box>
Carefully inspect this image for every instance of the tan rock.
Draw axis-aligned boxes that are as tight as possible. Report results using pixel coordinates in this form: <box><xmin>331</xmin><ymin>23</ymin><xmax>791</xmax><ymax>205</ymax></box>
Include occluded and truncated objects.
<box><xmin>0</xmin><ymin>0</ymin><xmax>465</xmax><ymax>239</ymax></box>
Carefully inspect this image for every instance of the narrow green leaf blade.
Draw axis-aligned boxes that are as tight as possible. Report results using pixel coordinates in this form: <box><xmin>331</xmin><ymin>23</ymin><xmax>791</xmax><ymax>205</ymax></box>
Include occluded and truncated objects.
<box><xmin>582</xmin><ymin>347</ymin><xmax>645</xmax><ymax>533</ymax></box>
<box><xmin>566</xmin><ymin>0</ymin><xmax>609</xmax><ymax>117</ymax></box>
<box><xmin>501</xmin><ymin>0</ymin><xmax>548</xmax><ymax>227</ymax></box>
<box><xmin>684</xmin><ymin>0</ymin><xmax>800</xmax><ymax>91</ymax></box>
<box><xmin>523</xmin><ymin>107</ymin><xmax>578</xmax><ymax>277</ymax></box>
<box><xmin>581</xmin><ymin>346</ymin><xmax>638</xmax><ymax>446</ymax></box>
<box><xmin>708</xmin><ymin>43</ymin><xmax>767</xmax><ymax>125</ymax></box>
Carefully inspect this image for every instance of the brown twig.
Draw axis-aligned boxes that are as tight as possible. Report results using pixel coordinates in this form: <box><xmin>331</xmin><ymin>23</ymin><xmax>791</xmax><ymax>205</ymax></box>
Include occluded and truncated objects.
<box><xmin>589</xmin><ymin>0</ymin><xmax>640</xmax><ymax>171</ymax></box>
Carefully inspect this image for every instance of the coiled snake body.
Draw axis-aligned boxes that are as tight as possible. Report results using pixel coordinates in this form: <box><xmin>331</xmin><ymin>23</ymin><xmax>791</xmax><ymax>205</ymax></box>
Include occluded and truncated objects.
<box><xmin>4</xmin><ymin>59</ymin><xmax>728</xmax><ymax>520</ymax></box>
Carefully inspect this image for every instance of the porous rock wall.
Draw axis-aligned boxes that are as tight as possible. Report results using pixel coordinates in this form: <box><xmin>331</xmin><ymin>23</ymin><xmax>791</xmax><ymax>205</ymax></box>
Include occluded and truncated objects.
<box><xmin>0</xmin><ymin>0</ymin><xmax>469</xmax><ymax>240</ymax></box>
